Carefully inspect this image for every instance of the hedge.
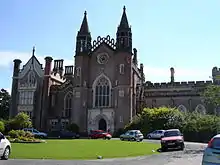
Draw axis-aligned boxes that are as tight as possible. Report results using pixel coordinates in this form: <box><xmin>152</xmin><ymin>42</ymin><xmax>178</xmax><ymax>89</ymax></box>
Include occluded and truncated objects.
<box><xmin>123</xmin><ymin>107</ymin><xmax>220</xmax><ymax>143</ymax></box>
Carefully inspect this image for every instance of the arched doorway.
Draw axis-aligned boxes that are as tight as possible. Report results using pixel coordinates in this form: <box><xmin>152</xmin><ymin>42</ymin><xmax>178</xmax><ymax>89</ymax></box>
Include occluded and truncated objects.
<box><xmin>98</xmin><ymin>118</ymin><xmax>107</xmax><ymax>131</ymax></box>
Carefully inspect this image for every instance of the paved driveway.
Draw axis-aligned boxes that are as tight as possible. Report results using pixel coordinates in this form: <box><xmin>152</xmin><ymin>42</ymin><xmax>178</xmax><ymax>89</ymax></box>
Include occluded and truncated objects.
<box><xmin>0</xmin><ymin>140</ymin><xmax>207</xmax><ymax>165</ymax></box>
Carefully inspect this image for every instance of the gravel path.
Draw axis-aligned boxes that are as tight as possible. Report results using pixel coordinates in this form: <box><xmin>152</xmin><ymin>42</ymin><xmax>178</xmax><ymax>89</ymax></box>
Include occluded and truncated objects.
<box><xmin>0</xmin><ymin>140</ymin><xmax>207</xmax><ymax>165</ymax></box>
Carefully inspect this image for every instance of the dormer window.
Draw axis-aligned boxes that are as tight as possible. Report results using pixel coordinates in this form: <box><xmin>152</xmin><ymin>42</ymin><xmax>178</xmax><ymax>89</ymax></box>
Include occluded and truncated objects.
<box><xmin>76</xmin><ymin>67</ymin><xmax>81</xmax><ymax>77</ymax></box>
<box><xmin>119</xmin><ymin>64</ymin><xmax>124</xmax><ymax>74</ymax></box>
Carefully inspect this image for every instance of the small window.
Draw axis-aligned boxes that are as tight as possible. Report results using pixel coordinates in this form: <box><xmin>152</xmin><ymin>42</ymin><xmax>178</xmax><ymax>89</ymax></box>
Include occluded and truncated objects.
<box><xmin>119</xmin><ymin>64</ymin><xmax>124</xmax><ymax>74</ymax></box>
<box><xmin>76</xmin><ymin>67</ymin><xmax>81</xmax><ymax>77</ymax></box>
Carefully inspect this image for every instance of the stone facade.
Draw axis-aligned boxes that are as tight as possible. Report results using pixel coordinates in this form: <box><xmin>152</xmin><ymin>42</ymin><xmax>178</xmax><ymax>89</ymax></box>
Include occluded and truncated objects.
<box><xmin>9</xmin><ymin>7</ymin><xmax>220</xmax><ymax>133</ymax></box>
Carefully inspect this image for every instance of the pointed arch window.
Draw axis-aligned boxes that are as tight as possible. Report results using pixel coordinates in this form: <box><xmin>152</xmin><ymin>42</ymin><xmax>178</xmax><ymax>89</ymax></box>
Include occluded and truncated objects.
<box><xmin>177</xmin><ymin>105</ymin><xmax>187</xmax><ymax>113</ymax></box>
<box><xmin>76</xmin><ymin>67</ymin><xmax>81</xmax><ymax>77</ymax></box>
<box><xmin>63</xmin><ymin>92</ymin><xmax>73</xmax><ymax>117</ymax></box>
<box><xmin>195</xmin><ymin>104</ymin><xmax>206</xmax><ymax>115</ymax></box>
<box><xmin>94</xmin><ymin>77</ymin><xmax>111</xmax><ymax>108</ymax></box>
<box><xmin>119</xmin><ymin>64</ymin><xmax>124</xmax><ymax>74</ymax></box>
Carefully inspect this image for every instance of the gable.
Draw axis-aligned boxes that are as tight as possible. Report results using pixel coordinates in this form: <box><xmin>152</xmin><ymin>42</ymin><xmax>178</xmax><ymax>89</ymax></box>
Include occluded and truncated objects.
<box><xmin>19</xmin><ymin>56</ymin><xmax>44</xmax><ymax>78</ymax></box>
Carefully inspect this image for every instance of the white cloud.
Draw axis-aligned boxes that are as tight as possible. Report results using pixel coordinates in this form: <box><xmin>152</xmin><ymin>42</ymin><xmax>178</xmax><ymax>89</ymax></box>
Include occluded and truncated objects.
<box><xmin>0</xmin><ymin>51</ymin><xmax>74</xmax><ymax>69</ymax></box>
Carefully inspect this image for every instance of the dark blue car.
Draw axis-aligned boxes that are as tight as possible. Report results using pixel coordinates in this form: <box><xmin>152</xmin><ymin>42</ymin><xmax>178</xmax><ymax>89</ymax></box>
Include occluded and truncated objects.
<box><xmin>48</xmin><ymin>130</ymin><xmax>80</xmax><ymax>139</ymax></box>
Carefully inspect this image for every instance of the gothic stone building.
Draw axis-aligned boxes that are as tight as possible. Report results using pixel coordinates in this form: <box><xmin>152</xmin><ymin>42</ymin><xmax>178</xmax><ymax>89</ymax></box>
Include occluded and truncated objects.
<box><xmin>144</xmin><ymin>67</ymin><xmax>220</xmax><ymax>115</ymax></box>
<box><xmin>10</xmin><ymin>7</ymin><xmax>220</xmax><ymax>133</ymax></box>
<box><xmin>9</xmin><ymin>7</ymin><xmax>145</xmax><ymax>133</ymax></box>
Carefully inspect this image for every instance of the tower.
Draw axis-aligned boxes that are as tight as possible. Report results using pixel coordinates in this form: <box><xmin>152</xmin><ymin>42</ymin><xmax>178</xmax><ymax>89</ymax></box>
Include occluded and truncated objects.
<box><xmin>72</xmin><ymin>11</ymin><xmax>92</xmax><ymax>132</ymax></box>
<box><xmin>9</xmin><ymin>59</ymin><xmax>22</xmax><ymax>118</ymax></box>
<box><xmin>75</xmin><ymin>11</ymin><xmax>92</xmax><ymax>55</ymax></box>
<box><xmin>116</xmin><ymin>6</ymin><xmax>132</xmax><ymax>53</ymax></box>
<box><xmin>115</xmin><ymin>6</ymin><xmax>134</xmax><ymax>129</ymax></box>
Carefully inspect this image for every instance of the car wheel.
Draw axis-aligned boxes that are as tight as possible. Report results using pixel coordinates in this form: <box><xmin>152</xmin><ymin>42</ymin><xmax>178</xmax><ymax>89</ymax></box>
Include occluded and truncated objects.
<box><xmin>1</xmin><ymin>147</ymin><xmax>10</xmax><ymax>160</ymax></box>
<box><xmin>120</xmin><ymin>137</ymin><xmax>124</xmax><ymax>141</ymax></box>
<box><xmin>147</xmin><ymin>135</ymin><xmax>151</xmax><ymax>139</ymax></box>
<box><xmin>131</xmin><ymin>138</ymin><xmax>136</xmax><ymax>141</ymax></box>
<box><xmin>161</xmin><ymin>147</ymin><xmax>167</xmax><ymax>152</ymax></box>
<box><xmin>180</xmin><ymin>143</ymin><xmax>185</xmax><ymax>150</ymax></box>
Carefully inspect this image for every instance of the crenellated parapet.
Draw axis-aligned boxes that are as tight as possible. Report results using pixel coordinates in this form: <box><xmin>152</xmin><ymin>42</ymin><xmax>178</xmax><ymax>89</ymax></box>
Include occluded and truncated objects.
<box><xmin>89</xmin><ymin>35</ymin><xmax>116</xmax><ymax>54</ymax></box>
<box><xmin>145</xmin><ymin>80</ymin><xmax>213</xmax><ymax>89</ymax></box>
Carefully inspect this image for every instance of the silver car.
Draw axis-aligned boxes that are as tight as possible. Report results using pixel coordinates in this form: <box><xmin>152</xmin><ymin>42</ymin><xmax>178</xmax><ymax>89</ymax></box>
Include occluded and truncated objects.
<box><xmin>202</xmin><ymin>134</ymin><xmax>220</xmax><ymax>165</ymax></box>
<box><xmin>147</xmin><ymin>130</ymin><xmax>165</xmax><ymax>139</ymax></box>
<box><xmin>120</xmin><ymin>130</ymin><xmax>144</xmax><ymax>142</ymax></box>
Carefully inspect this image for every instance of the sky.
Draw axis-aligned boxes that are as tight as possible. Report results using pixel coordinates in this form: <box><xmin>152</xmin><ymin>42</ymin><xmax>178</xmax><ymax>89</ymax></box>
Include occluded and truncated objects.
<box><xmin>1</xmin><ymin>0</ymin><xmax>220</xmax><ymax>93</ymax></box>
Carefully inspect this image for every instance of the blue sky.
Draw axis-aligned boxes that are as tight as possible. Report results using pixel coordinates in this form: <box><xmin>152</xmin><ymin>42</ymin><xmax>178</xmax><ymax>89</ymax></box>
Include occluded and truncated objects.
<box><xmin>1</xmin><ymin>0</ymin><xmax>220</xmax><ymax>93</ymax></box>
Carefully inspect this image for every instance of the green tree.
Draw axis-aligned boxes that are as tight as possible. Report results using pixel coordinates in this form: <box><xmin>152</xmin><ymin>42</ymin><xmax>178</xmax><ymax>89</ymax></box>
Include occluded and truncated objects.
<box><xmin>7</xmin><ymin>112</ymin><xmax>32</xmax><ymax>131</ymax></box>
<box><xmin>0</xmin><ymin>88</ymin><xmax>11</xmax><ymax>120</ymax></box>
<box><xmin>67</xmin><ymin>123</ymin><xmax>79</xmax><ymax>133</ymax></box>
<box><xmin>202</xmin><ymin>85</ymin><xmax>220</xmax><ymax>107</ymax></box>
<box><xmin>202</xmin><ymin>84</ymin><xmax>220</xmax><ymax>114</ymax></box>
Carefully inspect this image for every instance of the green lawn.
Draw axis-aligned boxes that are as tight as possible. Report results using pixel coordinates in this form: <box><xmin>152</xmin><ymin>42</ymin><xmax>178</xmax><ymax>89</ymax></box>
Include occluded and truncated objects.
<box><xmin>10</xmin><ymin>139</ymin><xmax>160</xmax><ymax>160</ymax></box>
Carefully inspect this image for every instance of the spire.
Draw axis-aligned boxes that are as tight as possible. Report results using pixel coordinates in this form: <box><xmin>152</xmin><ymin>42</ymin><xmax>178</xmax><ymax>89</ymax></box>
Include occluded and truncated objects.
<box><xmin>32</xmin><ymin>46</ymin><xmax>35</xmax><ymax>57</ymax></box>
<box><xmin>75</xmin><ymin>11</ymin><xmax>92</xmax><ymax>54</ymax></box>
<box><xmin>78</xmin><ymin>11</ymin><xmax>90</xmax><ymax>35</ymax></box>
<box><xmin>118</xmin><ymin>6</ymin><xmax>129</xmax><ymax>29</ymax></box>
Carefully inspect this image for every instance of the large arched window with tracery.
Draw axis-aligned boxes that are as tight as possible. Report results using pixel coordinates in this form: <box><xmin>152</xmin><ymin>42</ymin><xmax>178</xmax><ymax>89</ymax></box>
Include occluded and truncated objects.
<box><xmin>63</xmin><ymin>92</ymin><xmax>73</xmax><ymax>117</ymax></box>
<box><xmin>94</xmin><ymin>77</ymin><xmax>111</xmax><ymax>108</ymax></box>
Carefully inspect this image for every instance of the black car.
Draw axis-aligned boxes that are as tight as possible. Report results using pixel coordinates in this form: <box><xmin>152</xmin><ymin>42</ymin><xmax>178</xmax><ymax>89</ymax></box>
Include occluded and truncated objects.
<box><xmin>48</xmin><ymin>130</ymin><xmax>80</xmax><ymax>139</ymax></box>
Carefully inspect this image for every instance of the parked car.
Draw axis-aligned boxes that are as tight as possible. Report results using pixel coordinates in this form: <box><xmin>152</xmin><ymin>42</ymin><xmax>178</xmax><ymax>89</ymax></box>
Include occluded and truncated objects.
<box><xmin>89</xmin><ymin>130</ymin><xmax>112</xmax><ymax>140</ymax></box>
<box><xmin>23</xmin><ymin>128</ymin><xmax>47</xmax><ymax>138</ymax></box>
<box><xmin>202</xmin><ymin>134</ymin><xmax>220</xmax><ymax>165</ymax></box>
<box><xmin>120</xmin><ymin>130</ymin><xmax>144</xmax><ymax>142</ymax></box>
<box><xmin>146</xmin><ymin>130</ymin><xmax>165</xmax><ymax>139</ymax></box>
<box><xmin>160</xmin><ymin>129</ymin><xmax>184</xmax><ymax>151</ymax></box>
<box><xmin>48</xmin><ymin>130</ymin><xmax>80</xmax><ymax>139</ymax></box>
<box><xmin>0</xmin><ymin>132</ymin><xmax>11</xmax><ymax>160</ymax></box>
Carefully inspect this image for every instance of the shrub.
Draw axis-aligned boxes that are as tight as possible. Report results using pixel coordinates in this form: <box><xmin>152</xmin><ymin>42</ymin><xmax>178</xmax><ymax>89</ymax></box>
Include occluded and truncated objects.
<box><xmin>25</xmin><ymin>131</ymin><xmax>34</xmax><ymax>138</ymax></box>
<box><xmin>125</xmin><ymin>107</ymin><xmax>184</xmax><ymax>135</ymax></box>
<box><xmin>8</xmin><ymin>130</ymin><xmax>19</xmax><ymax>138</ymax></box>
<box><xmin>125</xmin><ymin>107</ymin><xmax>220</xmax><ymax>142</ymax></box>
<box><xmin>67</xmin><ymin>123</ymin><xmax>79</xmax><ymax>133</ymax></box>
<box><xmin>8</xmin><ymin>130</ymin><xmax>28</xmax><ymax>138</ymax></box>
<box><xmin>0</xmin><ymin>121</ymin><xmax>5</xmax><ymax>133</ymax></box>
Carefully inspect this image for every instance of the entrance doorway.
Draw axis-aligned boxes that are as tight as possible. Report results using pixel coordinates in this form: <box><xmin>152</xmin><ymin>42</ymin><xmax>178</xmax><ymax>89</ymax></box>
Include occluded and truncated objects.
<box><xmin>98</xmin><ymin>118</ymin><xmax>107</xmax><ymax>131</ymax></box>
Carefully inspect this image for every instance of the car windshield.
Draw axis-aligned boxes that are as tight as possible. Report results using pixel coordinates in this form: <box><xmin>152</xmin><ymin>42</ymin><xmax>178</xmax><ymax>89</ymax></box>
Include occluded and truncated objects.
<box><xmin>164</xmin><ymin>130</ymin><xmax>181</xmax><ymax>137</ymax></box>
<box><xmin>33</xmin><ymin>129</ymin><xmax>39</xmax><ymax>133</ymax></box>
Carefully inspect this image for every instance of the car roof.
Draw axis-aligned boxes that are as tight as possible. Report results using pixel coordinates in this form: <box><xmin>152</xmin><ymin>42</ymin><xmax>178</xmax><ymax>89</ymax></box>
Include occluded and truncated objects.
<box><xmin>165</xmin><ymin>129</ymin><xmax>180</xmax><ymax>132</ymax></box>
<box><xmin>213</xmin><ymin>134</ymin><xmax>220</xmax><ymax>138</ymax></box>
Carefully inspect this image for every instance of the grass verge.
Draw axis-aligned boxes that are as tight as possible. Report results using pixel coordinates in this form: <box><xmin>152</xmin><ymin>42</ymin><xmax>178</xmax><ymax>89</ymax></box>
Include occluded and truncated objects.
<box><xmin>10</xmin><ymin>139</ymin><xmax>159</xmax><ymax>160</ymax></box>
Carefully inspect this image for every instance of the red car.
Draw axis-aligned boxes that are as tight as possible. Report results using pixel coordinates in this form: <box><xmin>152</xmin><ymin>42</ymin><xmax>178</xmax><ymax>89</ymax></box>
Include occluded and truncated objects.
<box><xmin>89</xmin><ymin>130</ymin><xmax>112</xmax><ymax>140</ymax></box>
<box><xmin>160</xmin><ymin>129</ymin><xmax>185</xmax><ymax>151</ymax></box>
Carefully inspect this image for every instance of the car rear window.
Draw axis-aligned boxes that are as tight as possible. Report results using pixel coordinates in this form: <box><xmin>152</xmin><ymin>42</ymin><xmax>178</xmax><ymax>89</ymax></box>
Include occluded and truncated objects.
<box><xmin>212</xmin><ymin>138</ymin><xmax>220</xmax><ymax>149</ymax></box>
<box><xmin>164</xmin><ymin>130</ymin><xmax>181</xmax><ymax>137</ymax></box>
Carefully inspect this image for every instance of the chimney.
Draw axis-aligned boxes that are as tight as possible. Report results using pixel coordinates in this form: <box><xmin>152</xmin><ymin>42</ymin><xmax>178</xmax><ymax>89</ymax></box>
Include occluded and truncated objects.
<box><xmin>13</xmin><ymin>59</ymin><xmax>22</xmax><ymax>77</ymax></box>
<box><xmin>53</xmin><ymin>59</ymin><xmax>64</xmax><ymax>76</ymax></box>
<box><xmin>44</xmin><ymin>56</ymin><xmax>53</xmax><ymax>75</ymax></box>
<box><xmin>170</xmin><ymin>67</ymin><xmax>175</xmax><ymax>83</ymax></box>
<box><xmin>64</xmin><ymin>65</ymin><xmax>74</xmax><ymax>79</ymax></box>
<box><xmin>133</xmin><ymin>48</ymin><xmax>137</xmax><ymax>65</ymax></box>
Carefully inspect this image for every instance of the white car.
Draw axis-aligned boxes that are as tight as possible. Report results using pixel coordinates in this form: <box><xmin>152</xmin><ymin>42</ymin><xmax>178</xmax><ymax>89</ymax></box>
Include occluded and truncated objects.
<box><xmin>146</xmin><ymin>130</ymin><xmax>165</xmax><ymax>139</ymax></box>
<box><xmin>0</xmin><ymin>132</ymin><xmax>11</xmax><ymax>160</ymax></box>
<box><xmin>202</xmin><ymin>134</ymin><xmax>220</xmax><ymax>165</ymax></box>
